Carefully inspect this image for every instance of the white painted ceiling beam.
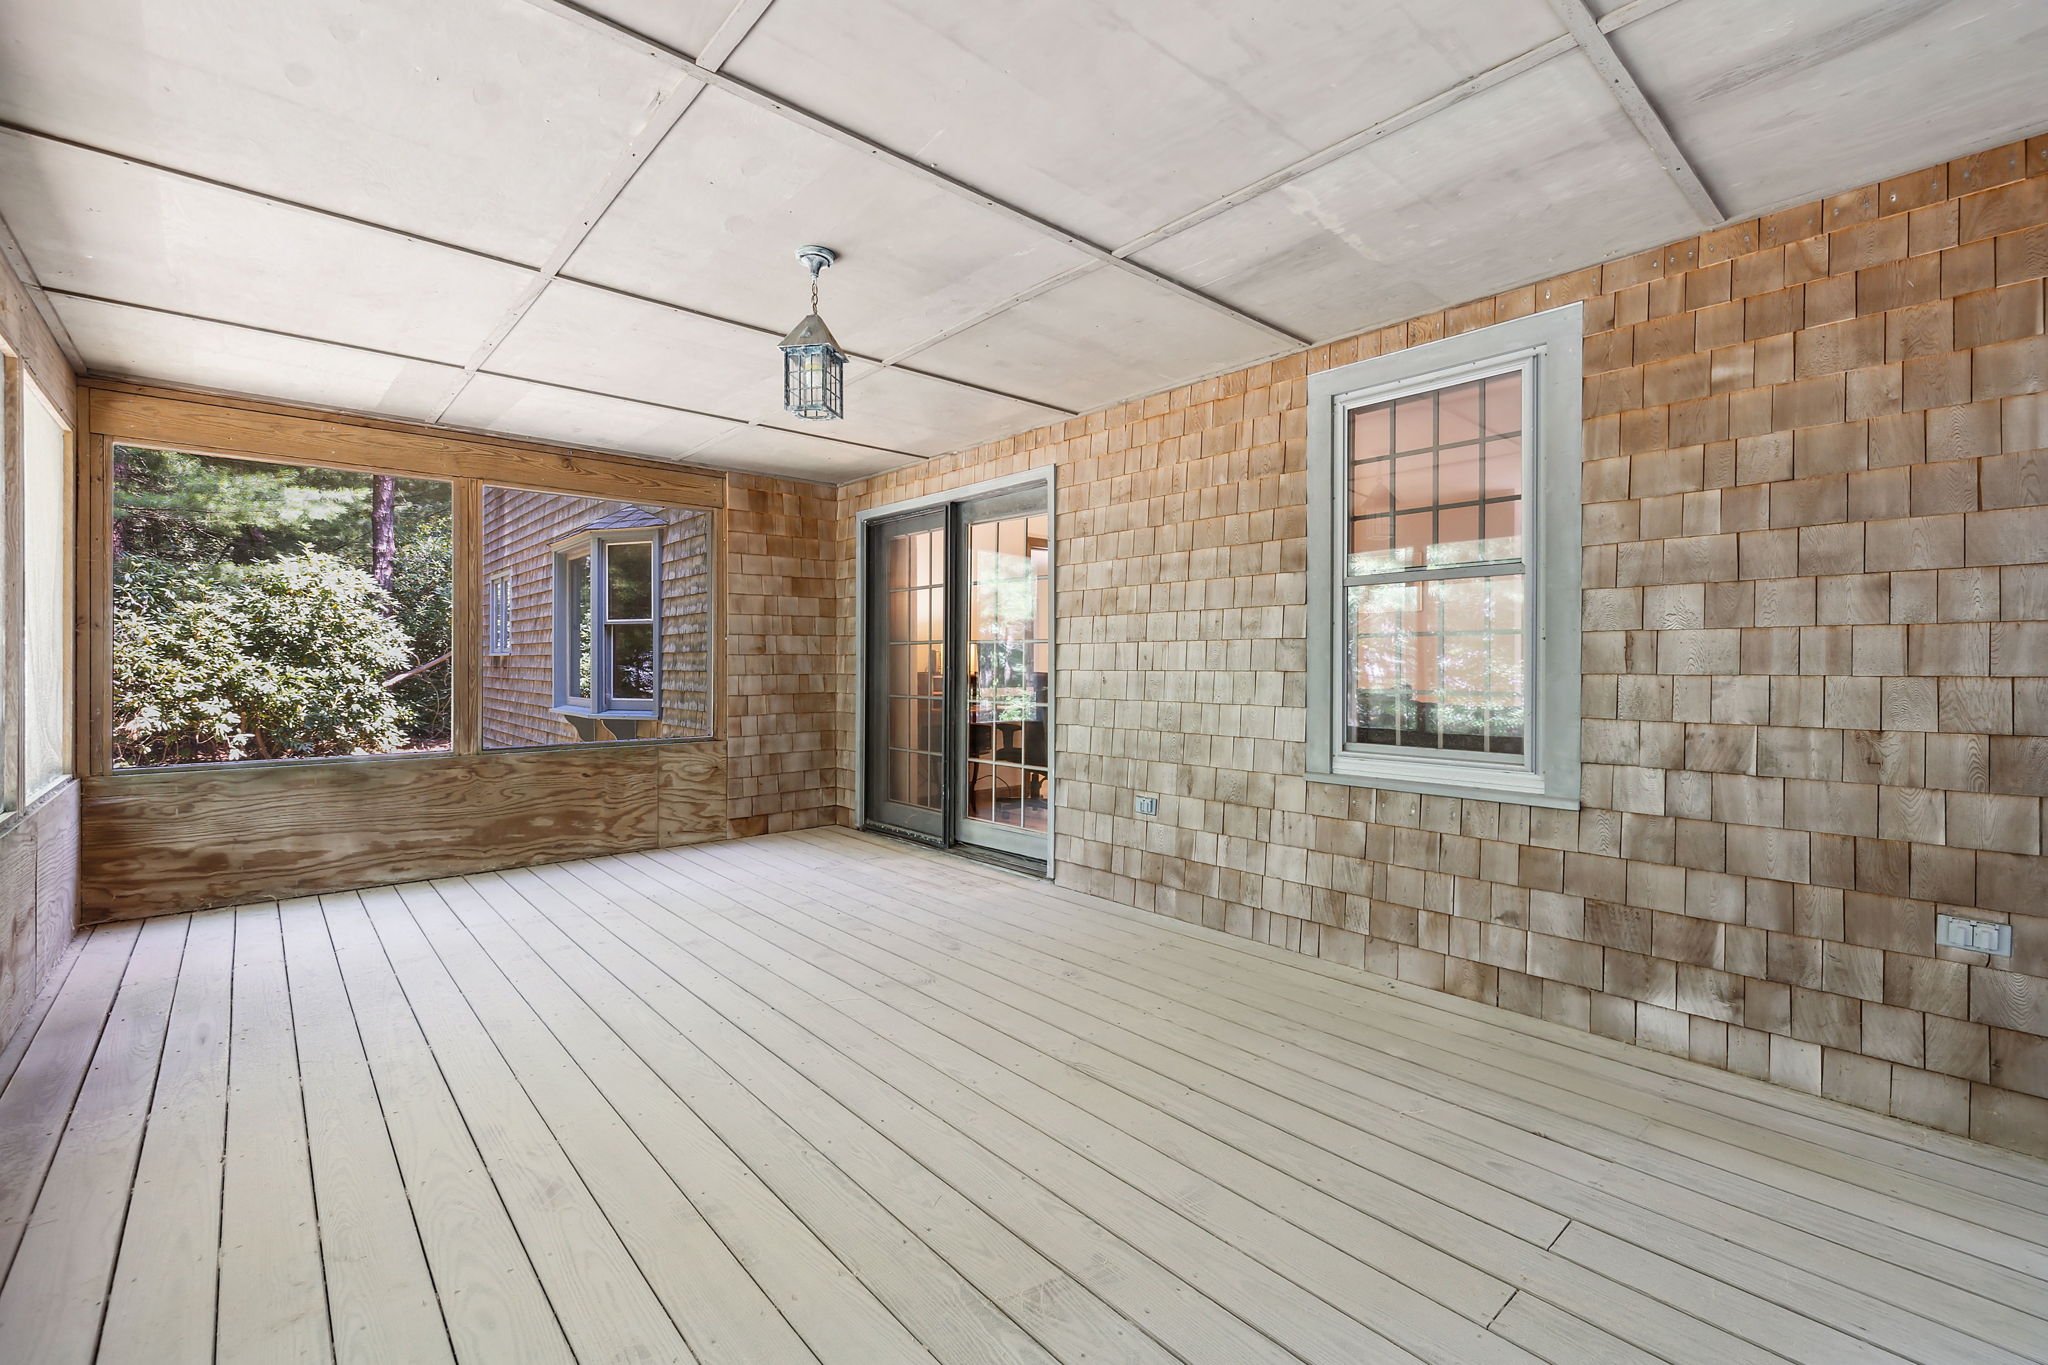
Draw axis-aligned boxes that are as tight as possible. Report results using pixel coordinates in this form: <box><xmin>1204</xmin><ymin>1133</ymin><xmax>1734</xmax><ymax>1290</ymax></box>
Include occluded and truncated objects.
<box><xmin>1546</xmin><ymin>0</ymin><xmax>1724</xmax><ymax>225</ymax></box>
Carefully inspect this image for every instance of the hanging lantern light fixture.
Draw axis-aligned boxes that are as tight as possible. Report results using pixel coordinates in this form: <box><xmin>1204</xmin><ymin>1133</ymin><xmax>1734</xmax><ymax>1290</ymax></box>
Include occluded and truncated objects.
<box><xmin>781</xmin><ymin>244</ymin><xmax>845</xmax><ymax>421</ymax></box>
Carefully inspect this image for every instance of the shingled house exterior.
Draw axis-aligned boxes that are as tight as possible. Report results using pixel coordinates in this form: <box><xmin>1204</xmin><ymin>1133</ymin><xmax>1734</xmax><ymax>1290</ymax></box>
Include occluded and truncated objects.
<box><xmin>480</xmin><ymin>485</ymin><xmax>714</xmax><ymax>748</ymax></box>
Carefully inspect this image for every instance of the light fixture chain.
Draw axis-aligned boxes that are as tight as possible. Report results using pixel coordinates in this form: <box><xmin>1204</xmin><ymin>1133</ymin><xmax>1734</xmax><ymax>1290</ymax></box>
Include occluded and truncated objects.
<box><xmin>811</xmin><ymin>275</ymin><xmax>820</xmax><ymax>313</ymax></box>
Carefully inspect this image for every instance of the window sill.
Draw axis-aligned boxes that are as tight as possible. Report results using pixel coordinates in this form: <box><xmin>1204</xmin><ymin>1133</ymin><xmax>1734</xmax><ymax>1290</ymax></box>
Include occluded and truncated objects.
<box><xmin>1313</xmin><ymin>750</ymin><xmax>1579</xmax><ymax>809</ymax></box>
<box><xmin>550</xmin><ymin>706</ymin><xmax>659</xmax><ymax>721</ymax></box>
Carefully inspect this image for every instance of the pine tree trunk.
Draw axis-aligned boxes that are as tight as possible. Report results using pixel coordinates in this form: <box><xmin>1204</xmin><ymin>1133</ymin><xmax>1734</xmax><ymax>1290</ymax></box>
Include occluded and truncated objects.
<box><xmin>370</xmin><ymin>474</ymin><xmax>397</xmax><ymax>601</ymax></box>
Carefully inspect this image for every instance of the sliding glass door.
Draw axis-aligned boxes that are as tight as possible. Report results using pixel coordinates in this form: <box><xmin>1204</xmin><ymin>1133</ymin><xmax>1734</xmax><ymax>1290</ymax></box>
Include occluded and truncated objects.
<box><xmin>862</xmin><ymin>482</ymin><xmax>1051</xmax><ymax>867</ymax></box>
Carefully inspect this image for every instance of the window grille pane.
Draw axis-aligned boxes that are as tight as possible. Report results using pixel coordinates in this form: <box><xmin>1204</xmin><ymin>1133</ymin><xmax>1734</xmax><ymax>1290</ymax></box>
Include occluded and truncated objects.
<box><xmin>1346</xmin><ymin>573</ymin><xmax>1525</xmax><ymax>754</ymax></box>
<box><xmin>606</xmin><ymin>540</ymin><xmax>653</xmax><ymax>619</ymax></box>
<box><xmin>1346</xmin><ymin>372</ymin><xmax>1524</xmax><ymax>576</ymax></box>
<box><xmin>609</xmin><ymin>623</ymin><xmax>655</xmax><ymax>701</ymax></box>
<box><xmin>566</xmin><ymin>553</ymin><xmax>592</xmax><ymax>700</ymax></box>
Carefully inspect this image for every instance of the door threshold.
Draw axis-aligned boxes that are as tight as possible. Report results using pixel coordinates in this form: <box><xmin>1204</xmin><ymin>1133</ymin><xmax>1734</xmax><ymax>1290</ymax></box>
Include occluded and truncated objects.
<box><xmin>858</xmin><ymin>823</ymin><xmax>1048</xmax><ymax>879</ymax></box>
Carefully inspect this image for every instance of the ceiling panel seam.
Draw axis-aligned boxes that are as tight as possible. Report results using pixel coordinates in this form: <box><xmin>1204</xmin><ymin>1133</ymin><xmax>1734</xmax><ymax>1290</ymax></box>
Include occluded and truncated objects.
<box><xmin>425</xmin><ymin>0</ymin><xmax>783</xmax><ymax>426</ymax></box>
<box><xmin>45</xmin><ymin>288</ymin><xmax>926</xmax><ymax>462</ymax></box>
<box><xmin>514</xmin><ymin>0</ymin><xmax>1314</xmax><ymax>351</ymax></box>
<box><xmin>1108</xmin><ymin>34</ymin><xmax>1580</xmax><ymax>260</ymax></box>
<box><xmin>1545</xmin><ymin>0</ymin><xmax>1725</xmax><ymax>225</ymax></box>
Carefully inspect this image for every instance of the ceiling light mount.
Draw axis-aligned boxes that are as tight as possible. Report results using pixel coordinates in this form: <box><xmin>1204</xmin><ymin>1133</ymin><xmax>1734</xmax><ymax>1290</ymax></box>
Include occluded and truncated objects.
<box><xmin>781</xmin><ymin>244</ymin><xmax>845</xmax><ymax>421</ymax></box>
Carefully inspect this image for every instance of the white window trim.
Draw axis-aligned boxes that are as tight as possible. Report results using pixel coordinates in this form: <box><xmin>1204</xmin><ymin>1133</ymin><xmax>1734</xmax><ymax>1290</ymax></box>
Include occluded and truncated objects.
<box><xmin>485</xmin><ymin>574</ymin><xmax>513</xmax><ymax>658</ymax></box>
<box><xmin>552</xmin><ymin>528</ymin><xmax>661</xmax><ymax>719</ymax></box>
<box><xmin>1305</xmin><ymin>304</ymin><xmax>1583</xmax><ymax>808</ymax></box>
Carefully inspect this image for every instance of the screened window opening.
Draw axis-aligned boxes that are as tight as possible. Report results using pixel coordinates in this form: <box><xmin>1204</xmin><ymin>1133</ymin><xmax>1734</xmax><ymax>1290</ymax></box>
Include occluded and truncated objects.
<box><xmin>1306</xmin><ymin>306</ymin><xmax>1581</xmax><ymax>807</ymax></box>
<box><xmin>109</xmin><ymin>445</ymin><xmax>453</xmax><ymax>767</ymax></box>
<box><xmin>481</xmin><ymin>487</ymin><xmax>713</xmax><ymax>748</ymax></box>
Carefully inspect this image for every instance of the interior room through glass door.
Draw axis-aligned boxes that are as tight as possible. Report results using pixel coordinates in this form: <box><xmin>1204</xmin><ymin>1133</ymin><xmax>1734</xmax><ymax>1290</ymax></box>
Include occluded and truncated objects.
<box><xmin>956</xmin><ymin>489</ymin><xmax>1051</xmax><ymax>861</ymax></box>
<box><xmin>864</xmin><ymin>509</ymin><xmax>947</xmax><ymax>842</ymax></box>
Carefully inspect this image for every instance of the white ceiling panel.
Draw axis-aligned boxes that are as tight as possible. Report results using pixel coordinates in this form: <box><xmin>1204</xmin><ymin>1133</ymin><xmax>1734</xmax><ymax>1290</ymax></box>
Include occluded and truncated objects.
<box><xmin>834</xmin><ymin>365</ymin><xmax>1071</xmax><ymax>456</ymax></box>
<box><xmin>0</xmin><ymin>131</ymin><xmax>534</xmax><ymax>365</ymax></box>
<box><xmin>0</xmin><ymin>0</ymin><xmax>681</xmax><ymax>263</ymax></box>
<box><xmin>565</xmin><ymin>87</ymin><xmax>1094</xmax><ymax>357</ymax></box>
<box><xmin>1614</xmin><ymin>0</ymin><xmax>2048</xmax><ymax>214</ymax></box>
<box><xmin>909</xmin><ymin>266</ymin><xmax>1290</xmax><ymax>413</ymax></box>
<box><xmin>55</xmin><ymin>296</ymin><xmax>464</xmax><ymax>422</ymax></box>
<box><xmin>687</xmin><ymin>422</ymin><xmax>915</xmax><ymax>482</ymax></box>
<box><xmin>719</xmin><ymin>0</ymin><xmax>1568</xmax><ymax>246</ymax></box>
<box><xmin>486</xmin><ymin>280</ymin><xmax>775</xmax><ymax>418</ymax></box>
<box><xmin>574</xmin><ymin>0</ymin><xmax>741</xmax><ymax>59</ymax></box>
<box><xmin>1132</xmin><ymin>53</ymin><xmax>1703</xmax><ymax>341</ymax></box>
<box><xmin>441</xmin><ymin>373</ymin><xmax>738</xmax><ymax>462</ymax></box>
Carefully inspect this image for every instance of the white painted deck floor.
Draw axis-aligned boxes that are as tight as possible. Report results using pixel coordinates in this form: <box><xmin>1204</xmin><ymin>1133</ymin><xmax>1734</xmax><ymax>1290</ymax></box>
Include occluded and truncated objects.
<box><xmin>1</xmin><ymin>829</ymin><xmax>2045</xmax><ymax>1365</ymax></box>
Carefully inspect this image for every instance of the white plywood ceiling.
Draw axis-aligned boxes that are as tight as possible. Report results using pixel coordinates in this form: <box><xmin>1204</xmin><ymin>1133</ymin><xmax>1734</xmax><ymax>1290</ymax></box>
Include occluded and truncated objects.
<box><xmin>2</xmin><ymin>0</ymin><xmax>2045</xmax><ymax>483</ymax></box>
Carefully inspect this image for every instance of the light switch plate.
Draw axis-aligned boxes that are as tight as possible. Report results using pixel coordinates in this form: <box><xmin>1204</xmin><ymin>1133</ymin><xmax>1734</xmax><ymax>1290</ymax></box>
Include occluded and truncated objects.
<box><xmin>1936</xmin><ymin>913</ymin><xmax>2011</xmax><ymax>957</ymax></box>
<box><xmin>1133</xmin><ymin>795</ymin><xmax>1159</xmax><ymax>816</ymax></box>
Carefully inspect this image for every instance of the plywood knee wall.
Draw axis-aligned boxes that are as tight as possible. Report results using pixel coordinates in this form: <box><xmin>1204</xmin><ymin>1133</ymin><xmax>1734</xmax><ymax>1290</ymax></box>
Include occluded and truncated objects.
<box><xmin>835</xmin><ymin>136</ymin><xmax>2048</xmax><ymax>1156</ymax></box>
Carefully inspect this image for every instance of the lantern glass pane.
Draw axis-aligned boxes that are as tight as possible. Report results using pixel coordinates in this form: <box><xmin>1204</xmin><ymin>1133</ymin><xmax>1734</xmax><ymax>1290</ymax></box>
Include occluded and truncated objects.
<box><xmin>783</xmin><ymin>344</ymin><xmax>845</xmax><ymax>420</ymax></box>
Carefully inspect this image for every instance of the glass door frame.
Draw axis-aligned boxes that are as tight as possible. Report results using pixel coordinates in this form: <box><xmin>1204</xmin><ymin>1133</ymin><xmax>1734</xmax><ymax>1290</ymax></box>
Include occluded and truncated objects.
<box><xmin>854</xmin><ymin>469</ymin><xmax>1056</xmax><ymax>873</ymax></box>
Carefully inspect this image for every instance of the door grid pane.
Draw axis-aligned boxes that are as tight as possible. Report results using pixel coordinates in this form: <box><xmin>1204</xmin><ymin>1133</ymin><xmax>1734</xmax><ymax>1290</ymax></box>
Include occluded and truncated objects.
<box><xmin>965</xmin><ymin>513</ymin><xmax>1051</xmax><ymax>831</ymax></box>
<box><xmin>884</xmin><ymin>527</ymin><xmax>945</xmax><ymax>812</ymax></box>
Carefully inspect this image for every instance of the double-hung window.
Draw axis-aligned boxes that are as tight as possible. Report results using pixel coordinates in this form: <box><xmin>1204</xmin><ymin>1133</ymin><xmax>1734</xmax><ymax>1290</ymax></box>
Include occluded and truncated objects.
<box><xmin>553</xmin><ymin>530</ymin><xmax>659</xmax><ymax>720</ymax></box>
<box><xmin>1306</xmin><ymin>305</ymin><xmax>1582</xmax><ymax>806</ymax></box>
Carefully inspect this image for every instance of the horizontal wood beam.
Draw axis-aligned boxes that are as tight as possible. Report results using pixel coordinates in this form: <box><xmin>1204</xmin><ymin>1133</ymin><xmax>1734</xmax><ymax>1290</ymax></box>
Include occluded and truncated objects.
<box><xmin>85</xmin><ymin>386</ymin><xmax>728</xmax><ymax>507</ymax></box>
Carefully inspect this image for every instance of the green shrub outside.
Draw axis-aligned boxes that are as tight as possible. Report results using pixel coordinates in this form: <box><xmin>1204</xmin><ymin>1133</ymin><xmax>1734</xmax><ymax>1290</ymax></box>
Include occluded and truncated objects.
<box><xmin>112</xmin><ymin>552</ymin><xmax>414</xmax><ymax>765</ymax></box>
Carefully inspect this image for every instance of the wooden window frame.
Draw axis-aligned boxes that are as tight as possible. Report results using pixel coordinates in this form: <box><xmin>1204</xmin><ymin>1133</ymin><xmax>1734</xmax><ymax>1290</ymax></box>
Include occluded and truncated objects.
<box><xmin>75</xmin><ymin>381</ymin><xmax>726</xmax><ymax>779</ymax></box>
<box><xmin>1305</xmin><ymin>306</ymin><xmax>1583</xmax><ymax>808</ymax></box>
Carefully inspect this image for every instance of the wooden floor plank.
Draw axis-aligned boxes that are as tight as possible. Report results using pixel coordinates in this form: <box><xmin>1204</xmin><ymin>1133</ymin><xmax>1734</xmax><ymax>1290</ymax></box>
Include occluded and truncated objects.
<box><xmin>660</xmin><ymin>840</ymin><xmax>1913</xmax><ymax>1365</ymax></box>
<box><xmin>0</xmin><ymin>916</ymin><xmax>182</xmax><ymax>1365</ymax></box>
<box><xmin>782</xmin><ymin>828</ymin><xmax>2048</xmax><ymax>1297</ymax></box>
<box><xmin>813</xmin><ymin>827</ymin><xmax>2048</xmax><ymax>1197</ymax></box>
<box><xmin>726</xmin><ymin>833</ymin><xmax>2048</xmax><ymax>1365</ymax></box>
<box><xmin>2</xmin><ymin>832</ymin><xmax>2043</xmax><ymax>1365</ymax></box>
<box><xmin>0</xmin><ymin>930</ymin><xmax>86</xmax><ymax>1095</ymax></box>
<box><xmin>217</xmin><ymin>904</ymin><xmax>332</xmax><ymax>1365</ymax></box>
<box><xmin>428</xmin><ymin>873</ymin><xmax>1073</xmax><ymax>1365</ymax></box>
<box><xmin>277</xmin><ymin>897</ymin><xmax>454</xmax><ymax>1365</ymax></box>
<box><xmin>506</xmin><ymin>860</ymin><xmax>1452</xmax><ymax>1365</ymax></box>
<box><xmin>352</xmin><ymin>885</ymin><xmax>694</xmax><ymax>1365</ymax></box>
<box><xmin>475</xmin><ymin>864</ymin><xmax>1203</xmax><ymax>1365</ymax></box>
<box><xmin>0</xmin><ymin>922</ymin><xmax>139</xmax><ymax>1284</ymax></box>
<box><xmin>318</xmin><ymin>891</ymin><xmax>574</xmax><ymax>1365</ymax></box>
<box><xmin>390</xmin><ymin>880</ymin><xmax>823</xmax><ymax>1365</ymax></box>
<box><xmin>583</xmin><ymin>856</ymin><xmax>1572</xmax><ymax>1354</ymax></box>
<box><xmin>97</xmin><ymin>909</ymin><xmax>235</xmax><ymax>1365</ymax></box>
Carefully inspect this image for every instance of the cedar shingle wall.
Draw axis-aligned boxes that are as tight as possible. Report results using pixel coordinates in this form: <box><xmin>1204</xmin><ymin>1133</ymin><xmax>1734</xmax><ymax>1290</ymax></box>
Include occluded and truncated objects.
<box><xmin>727</xmin><ymin>473</ymin><xmax>848</xmax><ymax>837</ymax></box>
<box><xmin>837</xmin><ymin>136</ymin><xmax>2048</xmax><ymax>1155</ymax></box>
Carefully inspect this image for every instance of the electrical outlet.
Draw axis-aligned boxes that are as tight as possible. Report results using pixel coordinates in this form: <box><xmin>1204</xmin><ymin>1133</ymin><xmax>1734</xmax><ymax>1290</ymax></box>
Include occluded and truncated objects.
<box><xmin>1133</xmin><ymin>795</ymin><xmax>1159</xmax><ymax>816</ymax></box>
<box><xmin>1935</xmin><ymin>913</ymin><xmax>2011</xmax><ymax>957</ymax></box>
